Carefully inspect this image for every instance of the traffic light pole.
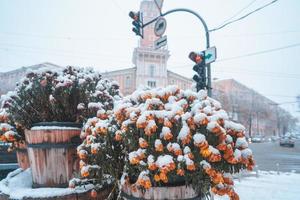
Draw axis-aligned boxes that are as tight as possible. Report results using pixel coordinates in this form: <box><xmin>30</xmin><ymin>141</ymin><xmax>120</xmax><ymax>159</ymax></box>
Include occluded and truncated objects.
<box><xmin>143</xmin><ymin>8</ymin><xmax>212</xmax><ymax>97</ymax></box>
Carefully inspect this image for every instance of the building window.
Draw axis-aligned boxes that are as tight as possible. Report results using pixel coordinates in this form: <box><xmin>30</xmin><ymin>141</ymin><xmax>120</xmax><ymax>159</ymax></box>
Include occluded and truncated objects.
<box><xmin>125</xmin><ymin>76</ymin><xmax>131</xmax><ymax>88</ymax></box>
<box><xmin>148</xmin><ymin>81</ymin><xmax>156</xmax><ymax>88</ymax></box>
<box><xmin>149</xmin><ymin>65</ymin><xmax>155</xmax><ymax>77</ymax></box>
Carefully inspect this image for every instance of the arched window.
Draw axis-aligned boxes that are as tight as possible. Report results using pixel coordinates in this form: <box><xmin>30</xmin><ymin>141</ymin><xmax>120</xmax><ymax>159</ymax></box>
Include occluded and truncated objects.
<box><xmin>149</xmin><ymin>65</ymin><xmax>155</xmax><ymax>77</ymax></box>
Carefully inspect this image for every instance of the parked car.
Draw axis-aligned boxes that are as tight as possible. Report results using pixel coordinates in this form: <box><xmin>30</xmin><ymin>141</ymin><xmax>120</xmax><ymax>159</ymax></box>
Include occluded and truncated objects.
<box><xmin>251</xmin><ymin>136</ymin><xmax>264</xmax><ymax>143</ymax></box>
<box><xmin>279</xmin><ymin>137</ymin><xmax>295</xmax><ymax>147</ymax></box>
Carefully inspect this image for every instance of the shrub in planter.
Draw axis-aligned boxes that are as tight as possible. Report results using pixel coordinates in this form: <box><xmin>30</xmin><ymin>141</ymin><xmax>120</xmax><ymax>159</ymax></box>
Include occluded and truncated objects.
<box><xmin>72</xmin><ymin>113</ymin><xmax>125</xmax><ymax>199</ymax></box>
<box><xmin>111</xmin><ymin>86</ymin><xmax>254</xmax><ymax>200</ymax></box>
<box><xmin>0</xmin><ymin>97</ymin><xmax>28</xmax><ymax>169</ymax></box>
<box><xmin>0</xmin><ymin>66</ymin><xmax>121</xmax><ymax>187</ymax></box>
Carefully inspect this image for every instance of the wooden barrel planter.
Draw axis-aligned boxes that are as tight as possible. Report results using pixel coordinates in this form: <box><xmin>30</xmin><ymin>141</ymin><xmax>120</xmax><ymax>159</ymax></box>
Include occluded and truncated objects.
<box><xmin>25</xmin><ymin>122</ymin><xmax>82</xmax><ymax>188</ymax></box>
<box><xmin>121</xmin><ymin>184</ymin><xmax>202</xmax><ymax>200</ymax></box>
<box><xmin>16</xmin><ymin>142</ymin><xmax>30</xmax><ymax>170</ymax></box>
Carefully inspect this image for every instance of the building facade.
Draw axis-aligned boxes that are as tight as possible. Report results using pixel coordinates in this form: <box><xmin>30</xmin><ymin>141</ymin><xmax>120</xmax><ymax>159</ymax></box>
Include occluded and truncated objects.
<box><xmin>212</xmin><ymin>79</ymin><xmax>297</xmax><ymax>137</ymax></box>
<box><xmin>103</xmin><ymin>0</ymin><xmax>193</xmax><ymax>96</ymax></box>
<box><xmin>0</xmin><ymin>62</ymin><xmax>62</xmax><ymax>96</ymax></box>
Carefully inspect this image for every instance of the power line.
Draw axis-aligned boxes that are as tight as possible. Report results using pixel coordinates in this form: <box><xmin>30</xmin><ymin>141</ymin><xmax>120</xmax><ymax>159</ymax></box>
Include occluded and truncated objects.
<box><xmin>209</xmin><ymin>0</ymin><xmax>279</xmax><ymax>32</ymax></box>
<box><xmin>219</xmin><ymin>0</ymin><xmax>257</xmax><ymax>25</ymax></box>
<box><xmin>216</xmin><ymin>42</ymin><xmax>300</xmax><ymax>62</ymax></box>
<box><xmin>0</xmin><ymin>32</ymin><xmax>132</xmax><ymax>41</ymax></box>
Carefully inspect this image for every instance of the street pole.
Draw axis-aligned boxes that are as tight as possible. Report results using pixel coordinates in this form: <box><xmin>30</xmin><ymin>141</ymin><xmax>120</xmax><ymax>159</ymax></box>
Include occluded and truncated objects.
<box><xmin>142</xmin><ymin>8</ymin><xmax>212</xmax><ymax>96</ymax></box>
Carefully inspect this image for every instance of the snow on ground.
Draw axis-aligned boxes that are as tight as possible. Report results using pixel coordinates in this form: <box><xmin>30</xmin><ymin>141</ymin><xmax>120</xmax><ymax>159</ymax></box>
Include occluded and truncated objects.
<box><xmin>1</xmin><ymin>169</ymin><xmax>299</xmax><ymax>200</ymax></box>
<box><xmin>215</xmin><ymin>171</ymin><xmax>300</xmax><ymax>200</ymax></box>
<box><xmin>0</xmin><ymin>168</ymin><xmax>93</xmax><ymax>199</ymax></box>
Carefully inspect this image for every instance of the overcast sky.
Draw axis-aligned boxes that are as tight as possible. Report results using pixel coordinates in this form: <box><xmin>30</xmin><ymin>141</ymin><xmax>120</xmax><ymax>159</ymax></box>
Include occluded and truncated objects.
<box><xmin>0</xmin><ymin>0</ymin><xmax>299</xmax><ymax>119</ymax></box>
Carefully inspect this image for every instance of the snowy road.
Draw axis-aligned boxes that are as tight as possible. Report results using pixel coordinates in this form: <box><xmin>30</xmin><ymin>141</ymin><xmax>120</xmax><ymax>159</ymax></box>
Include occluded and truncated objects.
<box><xmin>249</xmin><ymin>140</ymin><xmax>300</xmax><ymax>173</ymax></box>
<box><xmin>215</xmin><ymin>171</ymin><xmax>300</xmax><ymax>200</ymax></box>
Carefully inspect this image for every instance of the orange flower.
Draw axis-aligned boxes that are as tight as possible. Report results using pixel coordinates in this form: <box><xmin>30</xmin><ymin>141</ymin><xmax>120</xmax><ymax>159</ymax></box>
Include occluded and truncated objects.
<box><xmin>226</xmin><ymin>156</ymin><xmax>237</xmax><ymax>164</ymax></box>
<box><xmin>212</xmin><ymin>126</ymin><xmax>222</xmax><ymax>134</ymax></box>
<box><xmin>187</xmin><ymin>153</ymin><xmax>194</xmax><ymax>160</ymax></box>
<box><xmin>81</xmin><ymin>170</ymin><xmax>89</xmax><ymax>178</ymax></box>
<box><xmin>217</xmin><ymin>143</ymin><xmax>227</xmax><ymax>151</ymax></box>
<box><xmin>209</xmin><ymin>154</ymin><xmax>221</xmax><ymax>162</ymax></box>
<box><xmin>199</xmin><ymin>141</ymin><xmax>209</xmax><ymax>150</ymax></box>
<box><xmin>217</xmin><ymin>119</ymin><xmax>224</xmax><ymax>127</ymax></box>
<box><xmin>95</xmin><ymin>127</ymin><xmax>107</xmax><ymax>135</ymax></box>
<box><xmin>205</xmin><ymin>168</ymin><xmax>216</xmax><ymax>177</ymax></box>
<box><xmin>212</xmin><ymin>173</ymin><xmax>224</xmax><ymax>184</ymax></box>
<box><xmin>159</xmin><ymin>172</ymin><xmax>168</xmax><ymax>183</ymax></box>
<box><xmin>145</xmin><ymin>123</ymin><xmax>157</xmax><ymax>136</ymax></box>
<box><xmin>79</xmin><ymin>160</ymin><xmax>86</xmax><ymax>169</ymax></box>
<box><xmin>137</xmin><ymin>121</ymin><xmax>147</xmax><ymax>129</ymax></box>
<box><xmin>236</xmin><ymin>132</ymin><xmax>245</xmax><ymax>137</ymax></box>
<box><xmin>130</xmin><ymin>157</ymin><xmax>140</xmax><ymax>165</ymax></box>
<box><xmin>187</xmin><ymin>118</ymin><xmax>196</xmax><ymax>130</ymax></box>
<box><xmin>224</xmin><ymin>177</ymin><xmax>233</xmax><ymax>185</ymax></box>
<box><xmin>164</xmin><ymin>119</ymin><xmax>173</xmax><ymax>128</ymax></box>
<box><xmin>181</xmin><ymin>134</ymin><xmax>192</xmax><ymax>145</ymax></box>
<box><xmin>139</xmin><ymin>138</ymin><xmax>149</xmax><ymax>148</ymax></box>
<box><xmin>144</xmin><ymin>180</ymin><xmax>152</xmax><ymax>189</ymax></box>
<box><xmin>91</xmin><ymin>147</ymin><xmax>98</xmax><ymax>155</ymax></box>
<box><xmin>78</xmin><ymin>151</ymin><xmax>87</xmax><ymax>160</ymax></box>
<box><xmin>164</xmin><ymin>132</ymin><xmax>173</xmax><ymax>141</ymax></box>
<box><xmin>148</xmin><ymin>163</ymin><xmax>158</xmax><ymax>171</ymax></box>
<box><xmin>174</xmin><ymin>149</ymin><xmax>182</xmax><ymax>156</ymax></box>
<box><xmin>157</xmin><ymin>117</ymin><xmax>164</xmax><ymax>124</ymax></box>
<box><xmin>177</xmin><ymin>169</ymin><xmax>185</xmax><ymax>176</ymax></box>
<box><xmin>97</xmin><ymin>113</ymin><xmax>108</xmax><ymax>120</ymax></box>
<box><xmin>200</xmin><ymin>148</ymin><xmax>212</xmax><ymax>158</ymax></box>
<box><xmin>154</xmin><ymin>174</ymin><xmax>161</xmax><ymax>182</ymax></box>
<box><xmin>114</xmin><ymin>131</ymin><xmax>123</xmax><ymax>141</ymax></box>
<box><xmin>187</xmin><ymin>164</ymin><xmax>196</xmax><ymax>171</ymax></box>
<box><xmin>155</xmin><ymin>144</ymin><xmax>164</xmax><ymax>152</ymax></box>
<box><xmin>200</xmin><ymin>118</ymin><xmax>209</xmax><ymax>126</ymax></box>
<box><xmin>168</xmin><ymin>162</ymin><xmax>176</xmax><ymax>171</ymax></box>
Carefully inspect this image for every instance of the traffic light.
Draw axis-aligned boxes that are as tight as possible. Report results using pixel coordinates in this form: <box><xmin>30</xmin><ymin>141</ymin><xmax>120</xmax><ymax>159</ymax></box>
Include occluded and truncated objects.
<box><xmin>129</xmin><ymin>11</ymin><xmax>143</xmax><ymax>38</ymax></box>
<box><xmin>189</xmin><ymin>51</ymin><xmax>206</xmax><ymax>91</ymax></box>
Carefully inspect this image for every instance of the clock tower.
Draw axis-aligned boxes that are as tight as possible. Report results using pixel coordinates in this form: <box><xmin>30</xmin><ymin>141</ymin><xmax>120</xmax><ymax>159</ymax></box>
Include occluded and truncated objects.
<box><xmin>132</xmin><ymin>0</ymin><xmax>169</xmax><ymax>89</ymax></box>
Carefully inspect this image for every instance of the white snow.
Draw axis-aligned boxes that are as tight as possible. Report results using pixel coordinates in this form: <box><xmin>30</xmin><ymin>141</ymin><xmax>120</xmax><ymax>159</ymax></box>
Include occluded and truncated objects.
<box><xmin>177</xmin><ymin>124</ymin><xmax>190</xmax><ymax>141</ymax></box>
<box><xmin>193</xmin><ymin>133</ymin><xmax>206</xmax><ymax>145</ymax></box>
<box><xmin>235</xmin><ymin>137</ymin><xmax>248</xmax><ymax>149</ymax></box>
<box><xmin>155</xmin><ymin>155</ymin><xmax>174</xmax><ymax>168</ymax></box>
<box><xmin>0</xmin><ymin>169</ymin><xmax>94</xmax><ymax>200</ymax></box>
<box><xmin>31</xmin><ymin>126</ymin><xmax>81</xmax><ymax>130</ymax></box>
<box><xmin>215</xmin><ymin>171</ymin><xmax>300</xmax><ymax>200</ymax></box>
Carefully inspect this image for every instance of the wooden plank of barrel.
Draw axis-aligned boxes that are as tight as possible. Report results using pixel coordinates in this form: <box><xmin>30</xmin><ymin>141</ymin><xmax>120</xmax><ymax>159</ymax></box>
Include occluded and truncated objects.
<box><xmin>16</xmin><ymin>148</ymin><xmax>30</xmax><ymax>170</ymax></box>
<box><xmin>25</xmin><ymin>125</ymin><xmax>81</xmax><ymax>188</ymax></box>
<box><xmin>121</xmin><ymin>184</ymin><xmax>201</xmax><ymax>200</ymax></box>
<box><xmin>16</xmin><ymin>142</ymin><xmax>30</xmax><ymax>170</ymax></box>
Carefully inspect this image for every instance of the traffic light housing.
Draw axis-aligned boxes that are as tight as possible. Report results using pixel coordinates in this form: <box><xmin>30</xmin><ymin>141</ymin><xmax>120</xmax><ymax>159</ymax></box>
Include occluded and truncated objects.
<box><xmin>129</xmin><ymin>11</ymin><xmax>144</xmax><ymax>38</ymax></box>
<box><xmin>189</xmin><ymin>51</ymin><xmax>206</xmax><ymax>91</ymax></box>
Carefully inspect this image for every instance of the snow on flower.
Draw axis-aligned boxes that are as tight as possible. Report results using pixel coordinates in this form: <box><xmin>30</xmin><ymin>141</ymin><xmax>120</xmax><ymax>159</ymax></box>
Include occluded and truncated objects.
<box><xmin>236</xmin><ymin>137</ymin><xmax>248</xmax><ymax>149</ymax></box>
<box><xmin>193</xmin><ymin>133</ymin><xmax>206</xmax><ymax>146</ymax></box>
<box><xmin>156</xmin><ymin>155</ymin><xmax>174</xmax><ymax>168</ymax></box>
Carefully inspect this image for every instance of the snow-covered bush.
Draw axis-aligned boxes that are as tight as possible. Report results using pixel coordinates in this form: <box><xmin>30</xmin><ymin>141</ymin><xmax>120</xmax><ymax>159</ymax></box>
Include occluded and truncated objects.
<box><xmin>113</xmin><ymin>86</ymin><xmax>254</xmax><ymax>200</ymax></box>
<box><xmin>0</xmin><ymin>66</ymin><xmax>120</xmax><ymax>145</ymax></box>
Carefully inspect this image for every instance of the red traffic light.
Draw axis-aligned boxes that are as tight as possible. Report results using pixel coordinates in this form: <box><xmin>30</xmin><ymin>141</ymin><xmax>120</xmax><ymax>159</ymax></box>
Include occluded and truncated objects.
<box><xmin>129</xmin><ymin>11</ymin><xmax>140</xmax><ymax>21</ymax></box>
<box><xmin>189</xmin><ymin>52</ymin><xmax>203</xmax><ymax>64</ymax></box>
